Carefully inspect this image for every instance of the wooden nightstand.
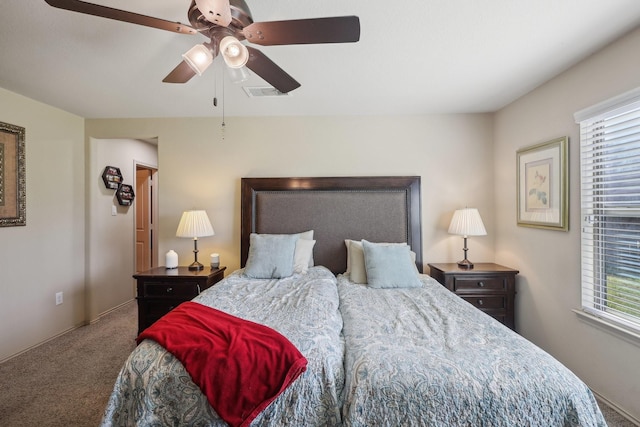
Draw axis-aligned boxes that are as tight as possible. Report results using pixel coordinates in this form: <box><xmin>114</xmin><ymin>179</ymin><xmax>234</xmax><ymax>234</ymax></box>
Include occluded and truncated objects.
<box><xmin>134</xmin><ymin>266</ymin><xmax>226</xmax><ymax>335</ymax></box>
<box><xmin>427</xmin><ymin>263</ymin><xmax>519</xmax><ymax>331</ymax></box>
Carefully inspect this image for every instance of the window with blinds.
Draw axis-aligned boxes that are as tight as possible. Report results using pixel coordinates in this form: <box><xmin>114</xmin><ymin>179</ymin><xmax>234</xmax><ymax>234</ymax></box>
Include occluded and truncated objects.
<box><xmin>575</xmin><ymin>88</ymin><xmax>640</xmax><ymax>333</ymax></box>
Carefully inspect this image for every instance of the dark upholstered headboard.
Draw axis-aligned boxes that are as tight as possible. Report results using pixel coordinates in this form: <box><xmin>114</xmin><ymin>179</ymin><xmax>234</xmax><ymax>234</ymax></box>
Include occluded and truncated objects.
<box><xmin>240</xmin><ymin>176</ymin><xmax>422</xmax><ymax>274</ymax></box>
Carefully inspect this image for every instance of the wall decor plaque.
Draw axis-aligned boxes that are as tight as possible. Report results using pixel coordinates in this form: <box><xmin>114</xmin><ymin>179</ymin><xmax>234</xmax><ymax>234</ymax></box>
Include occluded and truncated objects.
<box><xmin>102</xmin><ymin>166</ymin><xmax>123</xmax><ymax>190</ymax></box>
<box><xmin>116</xmin><ymin>183</ymin><xmax>135</xmax><ymax>206</ymax></box>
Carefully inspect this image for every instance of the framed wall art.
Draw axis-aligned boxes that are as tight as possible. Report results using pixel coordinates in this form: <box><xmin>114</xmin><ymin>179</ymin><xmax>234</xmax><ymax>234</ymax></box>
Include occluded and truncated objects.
<box><xmin>0</xmin><ymin>121</ymin><xmax>26</xmax><ymax>227</ymax></box>
<box><xmin>517</xmin><ymin>136</ymin><xmax>568</xmax><ymax>231</ymax></box>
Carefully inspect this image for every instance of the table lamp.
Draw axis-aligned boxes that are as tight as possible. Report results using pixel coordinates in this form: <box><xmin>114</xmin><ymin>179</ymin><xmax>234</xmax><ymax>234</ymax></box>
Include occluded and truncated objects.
<box><xmin>448</xmin><ymin>208</ymin><xmax>487</xmax><ymax>269</ymax></box>
<box><xmin>176</xmin><ymin>210</ymin><xmax>214</xmax><ymax>271</ymax></box>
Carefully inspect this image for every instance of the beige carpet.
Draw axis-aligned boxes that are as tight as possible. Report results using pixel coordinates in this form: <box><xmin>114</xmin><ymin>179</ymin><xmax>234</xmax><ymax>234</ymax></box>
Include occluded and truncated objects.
<box><xmin>0</xmin><ymin>302</ymin><xmax>137</xmax><ymax>427</ymax></box>
<box><xmin>0</xmin><ymin>300</ymin><xmax>636</xmax><ymax>426</ymax></box>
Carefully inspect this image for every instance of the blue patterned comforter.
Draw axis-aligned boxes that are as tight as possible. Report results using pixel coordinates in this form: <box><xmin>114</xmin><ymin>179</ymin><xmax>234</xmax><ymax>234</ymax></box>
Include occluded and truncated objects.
<box><xmin>337</xmin><ymin>274</ymin><xmax>606</xmax><ymax>427</ymax></box>
<box><xmin>101</xmin><ymin>266</ymin><xmax>344</xmax><ymax>426</ymax></box>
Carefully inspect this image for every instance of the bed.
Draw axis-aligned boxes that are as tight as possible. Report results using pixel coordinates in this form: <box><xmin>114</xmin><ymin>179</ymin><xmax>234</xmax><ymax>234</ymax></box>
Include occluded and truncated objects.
<box><xmin>101</xmin><ymin>265</ymin><xmax>344</xmax><ymax>426</ymax></box>
<box><xmin>337</xmin><ymin>274</ymin><xmax>605</xmax><ymax>426</ymax></box>
<box><xmin>101</xmin><ymin>176</ymin><xmax>605</xmax><ymax>426</ymax></box>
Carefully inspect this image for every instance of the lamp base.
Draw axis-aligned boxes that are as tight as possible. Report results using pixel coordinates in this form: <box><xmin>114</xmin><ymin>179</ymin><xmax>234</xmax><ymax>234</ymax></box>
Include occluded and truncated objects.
<box><xmin>188</xmin><ymin>239</ymin><xmax>203</xmax><ymax>271</ymax></box>
<box><xmin>458</xmin><ymin>236</ymin><xmax>474</xmax><ymax>269</ymax></box>
<box><xmin>188</xmin><ymin>261</ymin><xmax>204</xmax><ymax>271</ymax></box>
<box><xmin>457</xmin><ymin>259</ymin><xmax>474</xmax><ymax>269</ymax></box>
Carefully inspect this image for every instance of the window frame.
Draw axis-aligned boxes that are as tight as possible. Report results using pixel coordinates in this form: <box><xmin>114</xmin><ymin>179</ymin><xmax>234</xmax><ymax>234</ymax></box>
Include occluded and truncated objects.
<box><xmin>575</xmin><ymin>86</ymin><xmax>640</xmax><ymax>341</ymax></box>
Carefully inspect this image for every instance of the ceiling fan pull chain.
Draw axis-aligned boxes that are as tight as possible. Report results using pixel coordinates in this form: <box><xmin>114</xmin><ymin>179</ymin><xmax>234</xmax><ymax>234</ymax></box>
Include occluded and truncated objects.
<box><xmin>213</xmin><ymin>64</ymin><xmax>218</xmax><ymax>107</ymax></box>
<box><xmin>221</xmin><ymin>69</ymin><xmax>226</xmax><ymax>141</ymax></box>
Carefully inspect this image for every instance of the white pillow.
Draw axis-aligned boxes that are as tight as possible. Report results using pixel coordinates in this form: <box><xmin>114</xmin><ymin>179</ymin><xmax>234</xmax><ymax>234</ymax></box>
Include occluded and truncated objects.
<box><xmin>296</xmin><ymin>230</ymin><xmax>314</xmax><ymax>267</ymax></box>
<box><xmin>348</xmin><ymin>241</ymin><xmax>367</xmax><ymax>284</ymax></box>
<box><xmin>293</xmin><ymin>239</ymin><xmax>316</xmax><ymax>274</ymax></box>
<box><xmin>298</xmin><ymin>230</ymin><xmax>314</xmax><ymax>240</ymax></box>
<box><xmin>344</xmin><ymin>239</ymin><xmax>359</xmax><ymax>274</ymax></box>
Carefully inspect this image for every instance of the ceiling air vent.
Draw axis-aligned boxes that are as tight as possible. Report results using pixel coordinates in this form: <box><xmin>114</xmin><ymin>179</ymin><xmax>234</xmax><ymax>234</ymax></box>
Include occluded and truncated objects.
<box><xmin>243</xmin><ymin>86</ymin><xmax>291</xmax><ymax>98</ymax></box>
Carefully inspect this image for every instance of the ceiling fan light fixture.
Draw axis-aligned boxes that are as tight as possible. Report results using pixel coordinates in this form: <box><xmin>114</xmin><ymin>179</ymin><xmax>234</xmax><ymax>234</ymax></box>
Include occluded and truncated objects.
<box><xmin>220</xmin><ymin>36</ymin><xmax>249</xmax><ymax>69</ymax></box>
<box><xmin>227</xmin><ymin>66</ymin><xmax>251</xmax><ymax>83</ymax></box>
<box><xmin>182</xmin><ymin>44</ymin><xmax>214</xmax><ymax>76</ymax></box>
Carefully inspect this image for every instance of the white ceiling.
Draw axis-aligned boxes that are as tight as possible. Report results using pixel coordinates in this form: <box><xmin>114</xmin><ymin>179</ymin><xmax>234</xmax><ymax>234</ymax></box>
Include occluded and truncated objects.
<box><xmin>2</xmin><ymin>0</ymin><xmax>640</xmax><ymax>119</ymax></box>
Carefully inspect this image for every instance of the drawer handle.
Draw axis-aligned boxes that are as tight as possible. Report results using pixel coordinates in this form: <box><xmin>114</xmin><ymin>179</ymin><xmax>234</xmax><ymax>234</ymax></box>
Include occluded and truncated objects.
<box><xmin>166</xmin><ymin>287</ymin><xmax>173</xmax><ymax>293</ymax></box>
<box><xmin>477</xmin><ymin>281</ymin><xmax>485</xmax><ymax>287</ymax></box>
<box><xmin>477</xmin><ymin>299</ymin><xmax>484</xmax><ymax>306</ymax></box>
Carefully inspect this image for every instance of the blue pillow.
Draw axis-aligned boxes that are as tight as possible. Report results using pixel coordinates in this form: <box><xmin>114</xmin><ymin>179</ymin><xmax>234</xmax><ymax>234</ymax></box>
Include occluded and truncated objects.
<box><xmin>362</xmin><ymin>240</ymin><xmax>421</xmax><ymax>288</ymax></box>
<box><xmin>244</xmin><ymin>233</ymin><xmax>298</xmax><ymax>279</ymax></box>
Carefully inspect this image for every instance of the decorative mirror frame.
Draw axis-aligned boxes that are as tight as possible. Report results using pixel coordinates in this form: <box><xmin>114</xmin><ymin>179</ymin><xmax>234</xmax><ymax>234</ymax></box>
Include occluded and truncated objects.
<box><xmin>0</xmin><ymin>121</ymin><xmax>26</xmax><ymax>227</ymax></box>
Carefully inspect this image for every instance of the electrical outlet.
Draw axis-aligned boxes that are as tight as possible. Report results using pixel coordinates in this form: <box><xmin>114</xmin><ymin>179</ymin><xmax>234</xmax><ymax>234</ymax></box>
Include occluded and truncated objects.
<box><xmin>55</xmin><ymin>292</ymin><xmax>63</xmax><ymax>305</ymax></box>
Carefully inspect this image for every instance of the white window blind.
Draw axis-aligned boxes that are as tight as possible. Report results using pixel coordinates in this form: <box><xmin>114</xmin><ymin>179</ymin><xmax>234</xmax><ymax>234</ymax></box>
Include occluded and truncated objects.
<box><xmin>576</xmin><ymin>88</ymin><xmax>640</xmax><ymax>333</ymax></box>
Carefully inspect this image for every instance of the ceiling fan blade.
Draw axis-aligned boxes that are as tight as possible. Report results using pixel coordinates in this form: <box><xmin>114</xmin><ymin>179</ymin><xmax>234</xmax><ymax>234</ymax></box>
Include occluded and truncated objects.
<box><xmin>163</xmin><ymin>61</ymin><xmax>197</xmax><ymax>84</ymax></box>
<box><xmin>243</xmin><ymin>16</ymin><xmax>360</xmax><ymax>46</ymax></box>
<box><xmin>44</xmin><ymin>0</ymin><xmax>197</xmax><ymax>34</ymax></box>
<box><xmin>245</xmin><ymin>47</ymin><xmax>300</xmax><ymax>93</ymax></box>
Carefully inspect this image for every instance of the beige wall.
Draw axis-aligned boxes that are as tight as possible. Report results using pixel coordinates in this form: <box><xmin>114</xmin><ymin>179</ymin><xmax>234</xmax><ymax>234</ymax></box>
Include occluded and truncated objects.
<box><xmin>3</xmin><ymin>92</ymin><xmax>497</xmax><ymax>362</ymax></box>
<box><xmin>85</xmin><ymin>114</ymin><xmax>496</xmax><ymax>278</ymax></box>
<box><xmin>87</xmin><ymin>138</ymin><xmax>158</xmax><ymax>320</ymax></box>
<box><xmin>494</xmin><ymin>27</ymin><xmax>640</xmax><ymax>420</ymax></box>
<box><xmin>0</xmin><ymin>88</ymin><xmax>85</xmax><ymax>362</ymax></box>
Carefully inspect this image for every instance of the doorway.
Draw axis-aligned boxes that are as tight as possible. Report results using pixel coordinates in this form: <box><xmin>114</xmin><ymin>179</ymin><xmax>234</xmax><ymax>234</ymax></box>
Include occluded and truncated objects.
<box><xmin>135</xmin><ymin>164</ymin><xmax>158</xmax><ymax>273</ymax></box>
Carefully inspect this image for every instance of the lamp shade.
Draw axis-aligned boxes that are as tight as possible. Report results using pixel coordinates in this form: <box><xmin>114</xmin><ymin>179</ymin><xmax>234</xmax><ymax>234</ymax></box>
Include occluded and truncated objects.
<box><xmin>226</xmin><ymin>65</ymin><xmax>251</xmax><ymax>83</ymax></box>
<box><xmin>448</xmin><ymin>208</ymin><xmax>487</xmax><ymax>237</ymax></box>
<box><xmin>182</xmin><ymin>44</ymin><xmax>214</xmax><ymax>76</ymax></box>
<box><xmin>176</xmin><ymin>210</ymin><xmax>214</xmax><ymax>238</ymax></box>
<box><xmin>219</xmin><ymin>36</ymin><xmax>249</xmax><ymax>69</ymax></box>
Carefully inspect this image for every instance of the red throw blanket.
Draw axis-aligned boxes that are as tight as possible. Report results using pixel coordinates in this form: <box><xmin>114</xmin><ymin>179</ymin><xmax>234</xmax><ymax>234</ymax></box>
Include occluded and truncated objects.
<box><xmin>137</xmin><ymin>301</ymin><xmax>308</xmax><ymax>427</ymax></box>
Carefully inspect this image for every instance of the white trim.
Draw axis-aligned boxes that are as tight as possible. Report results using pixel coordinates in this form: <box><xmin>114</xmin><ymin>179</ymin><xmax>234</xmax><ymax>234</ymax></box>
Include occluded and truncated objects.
<box><xmin>1</xmin><ymin>299</ymin><xmax>135</xmax><ymax>364</ymax></box>
<box><xmin>90</xmin><ymin>298</ymin><xmax>136</xmax><ymax>325</ymax></box>
<box><xmin>573</xmin><ymin>308</ymin><xmax>640</xmax><ymax>348</ymax></box>
<box><xmin>574</xmin><ymin>86</ymin><xmax>640</xmax><ymax>123</ymax></box>
<box><xmin>0</xmin><ymin>324</ymin><xmax>85</xmax><ymax>364</ymax></box>
<box><xmin>591</xmin><ymin>390</ymin><xmax>640</xmax><ymax>426</ymax></box>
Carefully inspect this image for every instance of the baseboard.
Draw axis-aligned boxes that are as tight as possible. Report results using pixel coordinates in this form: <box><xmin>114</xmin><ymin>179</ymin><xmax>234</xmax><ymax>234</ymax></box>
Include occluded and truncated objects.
<box><xmin>593</xmin><ymin>390</ymin><xmax>640</xmax><ymax>426</ymax></box>
<box><xmin>90</xmin><ymin>299</ymin><xmax>135</xmax><ymax>325</ymax></box>
<box><xmin>1</xmin><ymin>299</ymin><xmax>135</xmax><ymax>365</ymax></box>
<box><xmin>0</xmin><ymin>322</ymin><xmax>85</xmax><ymax>364</ymax></box>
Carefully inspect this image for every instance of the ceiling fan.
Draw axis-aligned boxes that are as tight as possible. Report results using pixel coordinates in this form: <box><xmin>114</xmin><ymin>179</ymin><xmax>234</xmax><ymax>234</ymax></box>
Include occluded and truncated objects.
<box><xmin>44</xmin><ymin>0</ymin><xmax>361</xmax><ymax>93</ymax></box>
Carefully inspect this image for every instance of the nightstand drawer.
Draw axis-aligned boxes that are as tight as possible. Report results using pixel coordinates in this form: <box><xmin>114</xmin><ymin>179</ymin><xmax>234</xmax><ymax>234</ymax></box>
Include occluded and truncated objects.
<box><xmin>453</xmin><ymin>277</ymin><xmax>505</xmax><ymax>292</ymax></box>
<box><xmin>427</xmin><ymin>263</ymin><xmax>518</xmax><ymax>332</ymax></box>
<box><xmin>143</xmin><ymin>281</ymin><xmax>200</xmax><ymax>298</ymax></box>
<box><xmin>460</xmin><ymin>295</ymin><xmax>505</xmax><ymax>310</ymax></box>
<box><xmin>134</xmin><ymin>266</ymin><xmax>227</xmax><ymax>335</ymax></box>
<box><xmin>145</xmin><ymin>299</ymin><xmax>183</xmax><ymax>316</ymax></box>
